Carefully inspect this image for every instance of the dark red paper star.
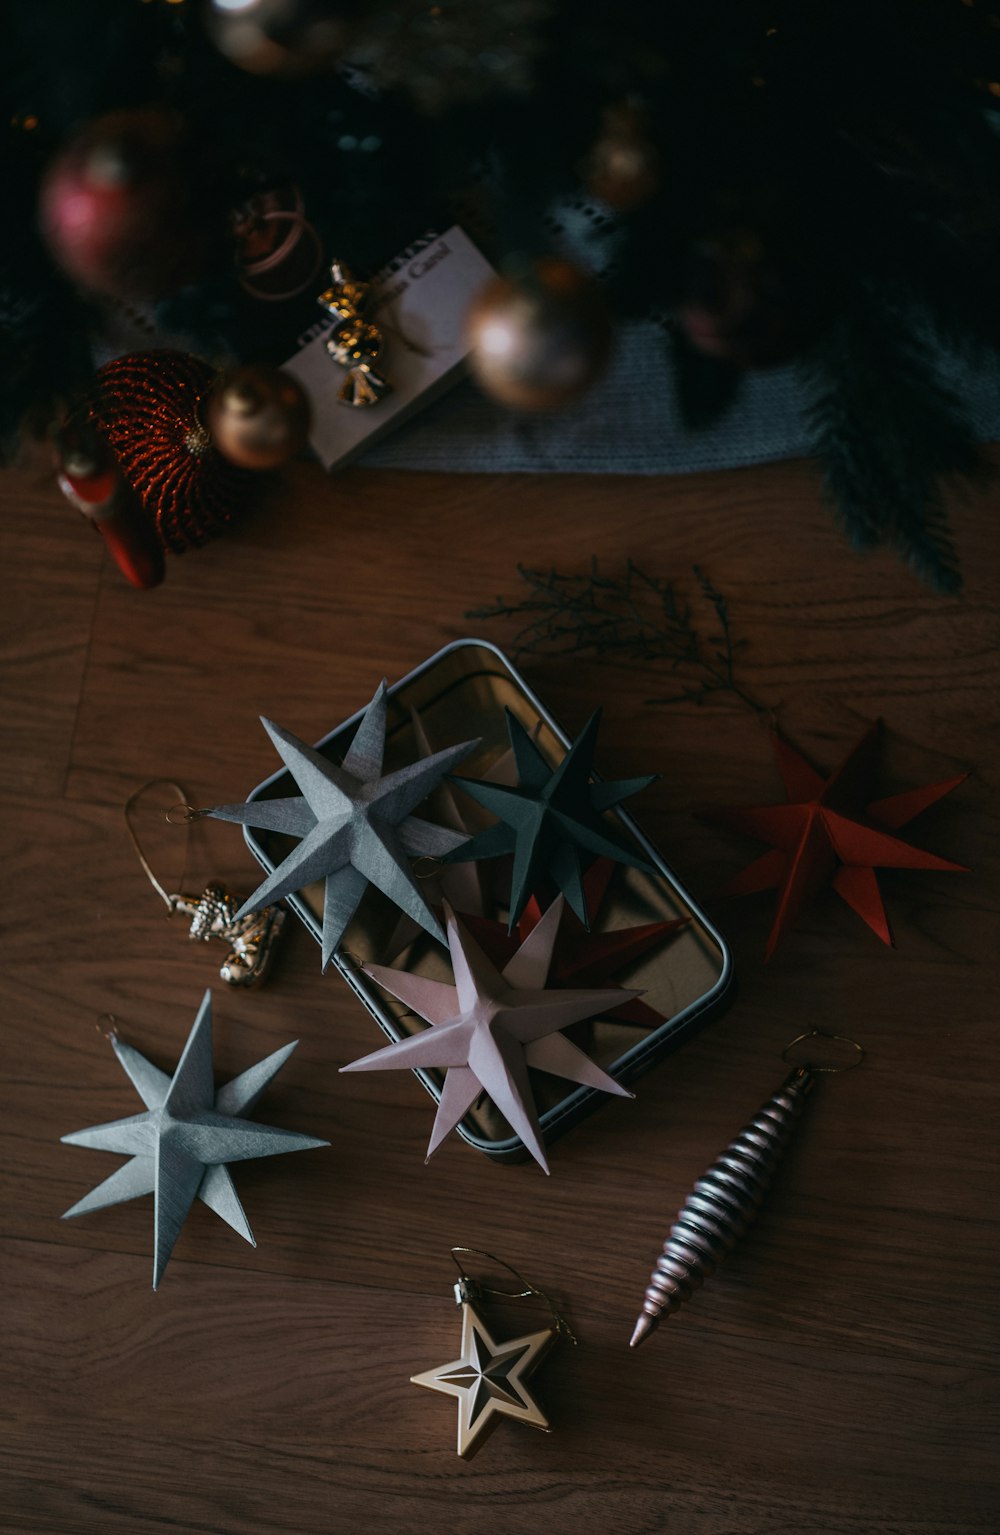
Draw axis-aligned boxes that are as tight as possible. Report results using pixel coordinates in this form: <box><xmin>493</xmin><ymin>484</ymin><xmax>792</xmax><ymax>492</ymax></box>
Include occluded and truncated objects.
<box><xmin>456</xmin><ymin>857</ymin><xmax>688</xmax><ymax>1029</ymax></box>
<box><xmin>707</xmin><ymin>721</ymin><xmax>968</xmax><ymax>957</ymax></box>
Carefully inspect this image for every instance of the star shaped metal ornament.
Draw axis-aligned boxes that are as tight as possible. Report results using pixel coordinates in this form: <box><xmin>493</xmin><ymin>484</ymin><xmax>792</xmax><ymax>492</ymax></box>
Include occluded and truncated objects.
<box><xmin>342</xmin><ymin>897</ymin><xmax>634</xmax><ymax>1172</ymax></box>
<box><xmin>61</xmin><ymin>990</ymin><xmax>329</xmax><ymax>1287</ymax></box>
<box><xmin>445</xmin><ymin>706</ymin><xmax>659</xmax><ymax>930</ymax></box>
<box><xmin>206</xmin><ymin>681</ymin><xmax>481</xmax><ymax>967</ymax></box>
<box><xmin>707</xmin><ymin>721</ymin><xmax>968</xmax><ymax>957</ymax></box>
<box><xmin>412</xmin><ymin>1299</ymin><xmax>555</xmax><ymax>1460</ymax></box>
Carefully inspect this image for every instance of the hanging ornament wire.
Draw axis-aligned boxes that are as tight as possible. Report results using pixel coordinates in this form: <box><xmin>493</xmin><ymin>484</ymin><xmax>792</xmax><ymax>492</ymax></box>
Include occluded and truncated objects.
<box><xmin>124</xmin><ymin>780</ymin><xmax>285</xmax><ymax>987</ymax></box>
<box><xmin>449</xmin><ymin>1246</ymin><xmax>578</xmax><ymax>1342</ymax></box>
<box><xmin>125</xmin><ymin>779</ymin><xmax>192</xmax><ymax>911</ymax></box>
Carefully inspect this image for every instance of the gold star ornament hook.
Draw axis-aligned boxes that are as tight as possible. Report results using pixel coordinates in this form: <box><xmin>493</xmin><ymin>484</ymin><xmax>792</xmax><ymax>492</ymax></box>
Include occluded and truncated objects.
<box><xmin>412</xmin><ymin>1252</ymin><xmax>573</xmax><ymax>1460</ymax></box>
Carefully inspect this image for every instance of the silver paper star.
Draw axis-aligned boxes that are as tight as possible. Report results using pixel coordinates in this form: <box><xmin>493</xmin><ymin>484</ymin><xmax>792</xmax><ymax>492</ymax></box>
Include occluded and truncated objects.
<box><xmin>342</xmin><ymin>897</ymin><xmax>634</xmax><ymax>1172</ymax></box>
<box><xmin>207</xmin><ymin>682</ymin><xmax>480</xmax><ymax>967</ymax></box>
<box><xmin>61</xmin><ymin>990</ymin><xmax>328</xmax><ymax>1288</ymax></box>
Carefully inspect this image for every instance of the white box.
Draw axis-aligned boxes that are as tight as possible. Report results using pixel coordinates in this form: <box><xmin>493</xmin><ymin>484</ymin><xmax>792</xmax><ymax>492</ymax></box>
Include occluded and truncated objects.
<box><xmin>282</xmin><ymin>226</ymin><xmax>496</xmax><ymax>471</ymax></box>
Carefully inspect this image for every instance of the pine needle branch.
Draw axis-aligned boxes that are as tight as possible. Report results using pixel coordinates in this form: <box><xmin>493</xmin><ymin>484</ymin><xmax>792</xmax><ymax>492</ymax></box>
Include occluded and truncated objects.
<box><xmin>801</xmin><ymin>292</ymin><xmax>991</xmax><ymax>592</ymax></box>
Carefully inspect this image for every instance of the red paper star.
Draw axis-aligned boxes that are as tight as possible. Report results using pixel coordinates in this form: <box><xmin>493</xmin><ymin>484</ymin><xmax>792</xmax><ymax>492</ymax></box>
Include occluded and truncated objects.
<box><xmin>456</xmin><ymin>857</ymin><xmax>688</xmax><ymax>1029</ymax></box>
<box><xmin>708</xmin><ymin>722</ymin><xmax>968</xmax><ymax>957</ymax></box>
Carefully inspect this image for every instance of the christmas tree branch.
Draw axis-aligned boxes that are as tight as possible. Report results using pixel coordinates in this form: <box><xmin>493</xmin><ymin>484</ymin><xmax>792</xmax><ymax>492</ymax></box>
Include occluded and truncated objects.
<box><xmin>801</xmin><ymin>293</ymin><xmax>990</xmax><ymax>592</ymax></box>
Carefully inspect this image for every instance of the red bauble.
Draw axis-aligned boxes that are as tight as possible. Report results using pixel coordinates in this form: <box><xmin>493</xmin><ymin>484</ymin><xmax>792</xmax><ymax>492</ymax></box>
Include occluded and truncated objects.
<box><xmin>90</xmin><ymin>351</ymin><xmax>258</xmax><ymax>553</ymax></box>
<box><xmin>39</xmin><ymin>108</ymin><xmax>211</xmax><ymax>300</ymax></box>
<box><xmin>675</xmin><ymin>235</ymin><xmax>823</xmax><ymax>369</ymax></box>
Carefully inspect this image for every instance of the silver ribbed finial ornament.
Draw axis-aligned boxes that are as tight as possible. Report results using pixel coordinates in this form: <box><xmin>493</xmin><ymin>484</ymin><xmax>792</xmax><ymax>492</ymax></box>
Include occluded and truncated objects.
<box><xmin>630</xmin><ymin>1032</ymin><xmax>863</xmax><ymax>1348</ymax></box>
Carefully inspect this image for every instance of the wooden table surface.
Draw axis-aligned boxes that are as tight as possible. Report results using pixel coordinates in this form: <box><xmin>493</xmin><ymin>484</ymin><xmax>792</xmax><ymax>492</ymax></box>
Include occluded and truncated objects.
<box><xmin>2</xmin><ymin>453</ymin><xmax>998</xmax><ymax>1535</ymax></box>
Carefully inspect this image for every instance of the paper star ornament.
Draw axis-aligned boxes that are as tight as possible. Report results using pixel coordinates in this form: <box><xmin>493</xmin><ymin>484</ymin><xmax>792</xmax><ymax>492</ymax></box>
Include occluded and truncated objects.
<box><xmin>61</xmin><ymin>990</ymin><xmax>328</xmax><ymax>1287</ymax></box>
<box><xmin>446</xmin><ymin>706</ymin><xmax>658</xmax><ymax>930</ymax></box>
<box><xmin>412</xmin><ymin>1300</ymin><xmax>555</xmax><ymax>1460</ymax></box>
<box><xmin>382</xmin><ymin>706</ymin><xmax>492</xmax><ymax>962</ymax></box>
<box><xmin>342</xmin><ymin>897</ymin><xmax>634</xmax><ymax>1171</ymax></box>
<box><xmin>206</xmin><ymin>681</ymin><xmax>480</xmax><ymax>967</ymax></box>
<box><xmin>707</xmin><ymin>721</ymin><xmax>968</xmax><ymax>957</ymax></box>
<box><xmin>458</xmin><ymin>857</ymin><xmax>688</xmax><ymax>1030</ymax></box>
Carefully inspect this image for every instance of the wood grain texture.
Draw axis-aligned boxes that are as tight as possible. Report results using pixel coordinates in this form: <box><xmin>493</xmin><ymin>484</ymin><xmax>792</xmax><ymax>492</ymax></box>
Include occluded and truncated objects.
<box><xmin>2</xmin><ymin>451</ymin><xmax>999</xmax><ymax>1535</ymax></box>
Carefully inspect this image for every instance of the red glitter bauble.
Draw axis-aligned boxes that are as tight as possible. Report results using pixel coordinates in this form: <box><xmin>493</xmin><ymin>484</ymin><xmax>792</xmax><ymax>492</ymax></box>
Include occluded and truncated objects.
<box><xmin>91</xmin><ymin>351</ymin><xmax>258</xmax><ymax>553</ymax></box>
<box><xmin>39</xmin><ymin>109</ymin><xmax>212</xmax><ymax>301</ymax></box>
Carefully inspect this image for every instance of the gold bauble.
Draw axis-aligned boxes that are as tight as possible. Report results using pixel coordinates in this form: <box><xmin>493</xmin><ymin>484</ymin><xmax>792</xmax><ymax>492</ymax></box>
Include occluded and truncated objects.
<box><xmin>206</xmin><ymin>365</ymin><xmax>311</xmax><ymax>470</ymax></box>
<box><xmin>584</xmin><ymin>103</ymin><xmax>660</xmax><ymax>213</ymax></box>
<box><xmin>207</xmin><ymin>0</ymin><xmax>350</xmax><ymax>79</ymax></box>
<box><xmin>465</xmin><ymin>259</ymin><xmax>613</xmax><ymax>412</ymax></box>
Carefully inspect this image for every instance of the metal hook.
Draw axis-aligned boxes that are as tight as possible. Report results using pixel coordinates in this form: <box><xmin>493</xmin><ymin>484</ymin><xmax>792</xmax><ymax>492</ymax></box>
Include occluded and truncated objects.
<box><xmin>166</xmin><ymin>804</ymin><xmax>208</xmax><ymax>825</ymax></box>
<box><xmin>449</xmin><ymin>1246</ymin><xmax>577</xmax><ymax>1343</ymax></box>
<box><xmin>781</xmin><ymin>1029</ymin><xmax>865</xmax><ymax>1074</ymax></box>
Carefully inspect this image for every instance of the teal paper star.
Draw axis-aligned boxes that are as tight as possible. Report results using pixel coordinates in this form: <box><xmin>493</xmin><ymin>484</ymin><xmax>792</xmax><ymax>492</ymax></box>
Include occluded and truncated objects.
<box><xmin>207</xmin><ymin>681</ymin><xmax>480</xmax><ymax>967</ymax></box>
<box><xmin>61</xmin><ymin>990</ymin><xmax>328</xmax><ymax>1287</ymax></box>
<box><xmin>445</xmin><ymin>707</ymin><xmax>658</xmax><ymax>928</ymax></box>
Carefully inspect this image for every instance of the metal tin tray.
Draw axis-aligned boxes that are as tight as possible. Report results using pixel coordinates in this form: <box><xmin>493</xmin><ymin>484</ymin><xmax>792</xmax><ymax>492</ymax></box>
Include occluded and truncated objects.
<box><xmin>243</xmin><ymin>638</ymin><xmax>733</xmax><ymax>1163</ymax></box>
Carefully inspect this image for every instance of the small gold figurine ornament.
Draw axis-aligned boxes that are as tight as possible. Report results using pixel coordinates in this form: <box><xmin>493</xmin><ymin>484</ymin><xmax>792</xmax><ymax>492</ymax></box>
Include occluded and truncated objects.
<box><xmin>126</xmin><ymin>780</ymin><xmax>285</xmax><ymax>987</ymax></box>
<box><xmin>629</xmin><ymin>1030</ymin><xmax>864</xmax><ymax>1347</ymax></box>
<box><xmin>413</xmin><ymin>1248</ymin><xmax>575</xmax><ymax>1460</ymax></box>
<box><xmin>317</xmin><ymin>260</ymin><xmax>392</xmax><ymax>407</ymax></box>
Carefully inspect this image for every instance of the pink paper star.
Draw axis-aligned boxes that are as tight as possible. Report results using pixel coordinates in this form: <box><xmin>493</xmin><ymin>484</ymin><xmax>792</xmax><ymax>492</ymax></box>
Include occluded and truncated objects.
<box><xmin>457</xmin><ymin>858</ymin><xmax>687</xmax><ymax>1030</ymax></box>
<box><xmin>341</xmin><ymin>898</ymin><xmax>635</xmax><ymax>1171</ymax></box>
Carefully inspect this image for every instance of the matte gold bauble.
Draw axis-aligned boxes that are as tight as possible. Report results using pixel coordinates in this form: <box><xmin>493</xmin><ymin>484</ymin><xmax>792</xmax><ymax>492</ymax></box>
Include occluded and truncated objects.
<box><xmin>207</xmin><ymin>366</ymin><xmax>311</xmax><ymax>470</ymax></box>
<box><xmin>207</xmin><ymin>0</ymin><xmax>351</xmax><ymax>78</ymax></box>
<box><xmin>585</xmin><ymin>103</ymin><xmax>659</xmax><ymax>213</ymax></box>
<box><xmin>465</xmin><ymin>259</ymin><xmax>613</xmax><ymax>412</ymax></box>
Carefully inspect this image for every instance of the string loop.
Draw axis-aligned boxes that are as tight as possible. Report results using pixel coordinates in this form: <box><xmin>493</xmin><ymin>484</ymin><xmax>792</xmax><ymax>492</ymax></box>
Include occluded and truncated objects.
<box><xmin>125</xmin><ymin>779</ymin><xmax>193</xmax><ymax>910</ymax></box>
<box><xmin>781</xmin><ymin>1029</ymin><xmax>864</xmax><ymax>1073</ymax></box>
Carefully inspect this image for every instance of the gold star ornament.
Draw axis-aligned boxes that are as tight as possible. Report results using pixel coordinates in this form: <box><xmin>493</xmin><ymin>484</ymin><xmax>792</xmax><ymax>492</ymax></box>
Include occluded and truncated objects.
<box><xmin>412</xmin><ymin>1288</ymin><xmax>556</xmax><ymax>1460</ymax></box>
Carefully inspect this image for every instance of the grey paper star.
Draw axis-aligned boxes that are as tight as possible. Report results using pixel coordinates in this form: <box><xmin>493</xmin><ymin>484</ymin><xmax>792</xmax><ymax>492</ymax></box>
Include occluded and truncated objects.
<box><xmin>207</xmin><ymin>681</ymin><xmax>481</xmax><ymax>967</ymax></box>
<box><xmin>342</xmin><ymin>897</ymin><xmax>634</xmax><ymax>1172</ymax></box>
<box><xmin>446</xmin><ymin>707</ymin><xmax>658</xmax><ymax>930</ymax></box>
<box><xmin>61</xmin><ymin>990</ymin><xmax>328</xmax><ymax>1288</ymax></box>
<box><xmin>382</xmin><ymin>705</ymin><xmax>505</xmax><ymax>962</ymax></box>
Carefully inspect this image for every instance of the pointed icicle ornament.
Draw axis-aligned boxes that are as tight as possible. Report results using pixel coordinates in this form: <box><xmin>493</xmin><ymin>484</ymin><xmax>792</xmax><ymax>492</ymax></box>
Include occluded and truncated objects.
<box><xmin>61</xmin><ymin>990</ymin><xmax>328</xmax><ymax>1288</ymax></box>
<box><xmin>705</xmin><ymin>721</ymin><xmax>968</xmax><ymax>957</ymax></box>
<box><xmin>204</xmin><ymin>681</ymin><xmax>480</xmax><ymax>968</ymax></box>
<box><xmin>629</xmin><ymin>1030</ymin><xmax>864</xmax><ymax>1348</ymax></box>
<box><xmin>446</xmin><ymin>706</ymin><xmax>658</xmax><ymax>930</ymax></box>
<box><xmin>341</xmin><ymin>897</ymin><xmax>635</xmax><ymax>1172</ymax></box>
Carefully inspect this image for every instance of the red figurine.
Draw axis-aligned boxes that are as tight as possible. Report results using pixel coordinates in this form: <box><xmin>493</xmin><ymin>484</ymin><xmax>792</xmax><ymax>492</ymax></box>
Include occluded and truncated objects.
<box><xmin>707</xmin><ymin>723</ymin><xmax>968</xmax><ymax>956</ymax></box>
<box><xmin>54</xmin><ymin>420</ymin><xmax>165</xmax><ymax>589</ymax></box>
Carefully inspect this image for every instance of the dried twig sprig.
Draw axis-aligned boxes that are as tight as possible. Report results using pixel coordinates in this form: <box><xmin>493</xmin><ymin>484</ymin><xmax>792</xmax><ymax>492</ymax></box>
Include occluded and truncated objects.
<box><xmin>467</xmin><ymin>560</ymin><xmax>763</xmax><ymax>713</ymax></box>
